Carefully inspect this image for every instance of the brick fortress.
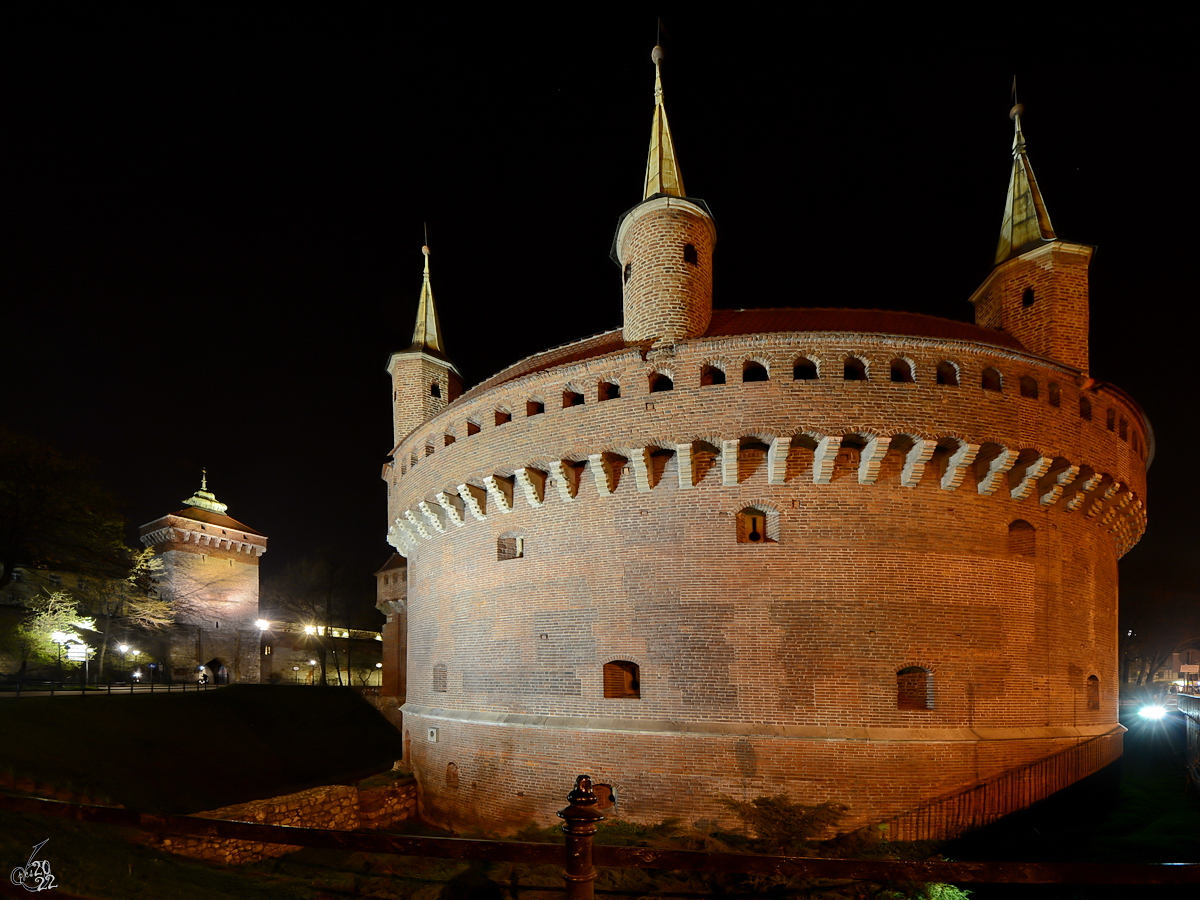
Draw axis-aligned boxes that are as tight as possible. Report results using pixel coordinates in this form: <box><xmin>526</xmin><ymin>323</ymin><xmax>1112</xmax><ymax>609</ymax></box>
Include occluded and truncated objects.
<box><xmin>382</xmin><ymin>49</ymin><xmax>1150</xmax><ymax>834</ymax></box>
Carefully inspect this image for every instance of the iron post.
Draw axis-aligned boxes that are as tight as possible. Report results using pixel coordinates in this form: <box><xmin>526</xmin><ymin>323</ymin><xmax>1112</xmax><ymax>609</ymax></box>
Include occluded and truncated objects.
<box><xmin>557</xmin><ymin>774</ymin><xmax>605</xmax><ymax>900</ymax></box>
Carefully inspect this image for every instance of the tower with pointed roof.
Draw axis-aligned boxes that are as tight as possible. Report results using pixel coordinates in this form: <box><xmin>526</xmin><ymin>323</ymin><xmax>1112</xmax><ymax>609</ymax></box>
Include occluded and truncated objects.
<box><xmin>387</xmin><ymin>246</ymin><xmax>463</xmax><ymax>447</ymax></box>
<box><xmin>969</xmin><ymin>104</ymin><xmax>1092</xmax><ymax>374</ymax></box>
<box><xmin>139</xmin><ymin>473</ymin><xmax>268</xmax><ymax>684</ymax></box>
<box><xmin>381</xmin><ymin>55</ymin><xmax>1150</xmax><ymax>840</ymax></box>
<box><xmin>615</xmin><ymin>46</ymin><xmax>716</xmax><ymax>346</ymax></box>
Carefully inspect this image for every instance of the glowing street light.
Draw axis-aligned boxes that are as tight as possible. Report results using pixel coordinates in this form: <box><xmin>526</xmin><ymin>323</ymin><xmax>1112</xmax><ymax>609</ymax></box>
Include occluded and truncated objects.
<box><xmin>1138</xmin><ymin>704</ymin><xmax>1167</xmax><ymax>720</ymax></box>
<box><xmin>255</xmin><ymin>619</ymin><xmax>270</xmax><ymax>631</ymax></box>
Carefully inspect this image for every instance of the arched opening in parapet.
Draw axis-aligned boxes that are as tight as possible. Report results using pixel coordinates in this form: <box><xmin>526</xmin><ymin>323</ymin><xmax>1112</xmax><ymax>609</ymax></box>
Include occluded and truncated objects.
<box><xmin>936</xmin><ymin>360</ymin><xmax>959</xmax><ymax>386</ymax></box>
<box><xmin>701</xmin><ymin>363</ymin><xmax>726</xmax><ymax>386</ymax></box>
<box><xmin>1079</xmin><ymin>396</ymin><xmax>1093</xmax><ymax>421</ymax></box>
<box><xmin>466</xmin><ymin>419</ymin><xmax>481</xmax><ymax>436</ymax></box>
<box><xmin>1106</xmin><ymin>409</ymin><xmax>1116</xmax><ymax>431</ymax></box>
<box><xmin>743</xmin><ymin>360</ymin><xmax>769</xmax><ymax>382</ymax></box>
<box><xmin>1019</xmin><ymin>375</ymin><xmax>1039</xmax><ymax>399</ymax></box>
<box><xmin>563</xmin><ymin>387</ymin><xmax>585</xmax><ymax>408</ymax></box>
<box><xmin>833</xmin><ymin>433</ymin><xmax>867</xmax><ymax>483</ymax></box>
<box><xmin>897</xmin><ymin>667</ymin><xmax>933</xmax><ymax>710</ymax></box>
<box><xmin>736</xmin><ymin>505</ymin><xmax>779</xmax><ymax>544</ymax></box>
<box><xmin>649</xmin><ymin>447</ymin><xmax>677</xmax><ymax>488</ymax></box>
<box><xmin>649</xmin><ymin>371</ymin><xmax>674</xmax><ymax>393</ymax></box>
<box><xmin>598</xmin><ymin>381</ymin><xmax>620</xmax><ymax>402</ymax></box>
<box><xmin>495</xmin><ymin>408</ymin><xmax>512</xmax><ymax>426</ymax></box>
<box><xmin>603</xmin><ymin>660</ymin><xmax>641</xmax><ymax>699</ymax></box>
<box><xmin>1007</xmin><ymin>520</ymin><xmax>1036</xmax><ymax>557</ymax></box>
<box><xmin>1087</xmin><ymin>675</ymin><xmax>1100</xmax><ymax>711</ymax></box>
<box><xmin>785</xmin><ymin>433</ymin><xmax>819</xmax><ymax>482</ymax></box>
<box><xmin>1119</xmin><ymin>417</ymin><xmax>1129</xmax><ymax>440</ymax></box>
<box><xmin>497</xmin><ymin>531</ymin><xmax>525</xmax><ymax>561</ymax></box>
<box><xmin>793</xmin><ymin>356</ymin><xmax>818</xmax><ymax>380</ymax></box>
<box><xmin>691</xmin><ymin>440</ymin><xmax>721</xmax><ymax>485</ymax></box>
<box><xmin>526</xmin><ymin>399</ymin><xmax>544</xmax><ymax>417</ymax></box>
<box><xmin>843</xmin><ymin>356</ymin><xmax>868</xmax><ymax>381</ymax></box>
<box><xmin>432</xmin><ymin>663</ymin><xmax>448</xmax><ymax>692</ymax></box>
<box><xmin>890</xmin><ymin>358</ymin><xmax>915</xmax><ymax>383</ymax></box>
<box><xmin>981</xmin><ymin>367</ymin><xmax>1003</xmax><ymax>392</ymax></box>
<box><xmin>444</xmin><ymin>432</ymin><xmax>456</xmax><ymax>447</ymax></box>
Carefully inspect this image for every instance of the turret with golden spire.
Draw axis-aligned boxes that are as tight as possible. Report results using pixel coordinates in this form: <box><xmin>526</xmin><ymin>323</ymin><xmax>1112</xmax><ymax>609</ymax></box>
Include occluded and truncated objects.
<box><xmin>183</xmin><ymin>468</ymin><xmax>229</xmax><ymax>515</ymax></box>
<box><xmin>970</xmin><ymin>98</ymin><xmax>1092</xmax><ymax>374</ymax></box>
<box><xmin>386</xmin><ymin>243</ymin><xmax>463</xmax><ymax>446</ymax></box>
<box><xmin>615</xmin><ymin>45</ymin><xmax>716</xmax><ymax>346</ymax></box>
<box><xmin>994</xmin><ymin>103</ymin><xmax>1057</xmax><ymax>264</ymax></box>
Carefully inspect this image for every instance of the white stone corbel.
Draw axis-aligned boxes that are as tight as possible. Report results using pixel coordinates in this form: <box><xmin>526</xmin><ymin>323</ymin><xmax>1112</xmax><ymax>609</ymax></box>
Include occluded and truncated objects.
<box><xmin>1039</xmin><ymin>464</ymin><xmax>1079</xmax><ymax>506</ymax></box>
<box><xmin>587</xmin><ymin>453</ymin><xmax>615</xmax><ymax>496</ymax></box>
<box><xmin>858</xmin><ymin>435</ymin><xmax>892</xmax><ymax>485</ymax></box>
<box><xmin>630</xmin><ymin>449</ymin><xmax>654</xmax><ymax>493</ymax></box>
<box><xmin>768</xmin><ymin>436</ymin><xmax>792</xmax><ymax>485</ymax></box>
<box><xmin>418</xmin><ymin>501</ymin><xmax>446</xmax><ymax>534</ymax></box>
<box><xmin>1010</xmin><ymin>456</ymin><xmax>1053</xmax><ymax>501</ymax></box>
<box><xmin>939</xmin><ymin>442</ymin><xmax>979</xmax><ymax>491</ymax></box>
<box><xmin>721</xmin><ymin>439</ymin><xmax>739</xmax><ymax>486</ymax></box>
<box><xmin>458</xmin><ymin>483</ymin><xmax>488</xmax><ymax>520</ymax></box>
<box><xmin>435</xmin><ymin>491</ymin><xmax>466</xmax><ymax>527</ymax></box>
<box><xmin>901</xmin><ymin>439</ymin><xmax>938</xmax><ymax>488</ymax></box>
<box><xmin>404</xmin><ymin>509</ymin><xmax>431</xmax><ymax>540</ymax></box>
<box><xmin>549</xmin><ymin>461</ymin><xmax>579</xmax><ymax>502</ymax></box>
<box><xmin>976</xmin><ymin>447</ymin><xmax>1017</xmax><ymax>496</ymax></box>
<box><xmin>675</xmin><ymin>442</ymin><xmax>694</xmax><ymax>489</ymax></box>
<box><xmin>483</xmin><ymin>475</ymin><xmax>513</xmax><ymax>514</ymax></box>
<box><xmin>812</xmin><ymin>435</ymin><xmax>842</xmax><ymax>485</ymax></box>
<box><xmin>514</xmin><ymin>467</ymin><xmax>547</xmax><ymax>507</ymax></box>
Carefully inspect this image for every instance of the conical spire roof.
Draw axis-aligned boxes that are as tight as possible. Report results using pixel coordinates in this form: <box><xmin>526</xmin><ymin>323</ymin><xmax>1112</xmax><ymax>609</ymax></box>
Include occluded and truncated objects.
<box><xmin>408</xmin><ymin>245</ymin><xmax>449</xmax><ymax>358</ymax></box>
<box><xmin>643</xmin><ymin>45</ymin><xmax>686</xmax><ymax>200</ymax></box>
<box><xmin>994</xmin><ymin>104</ymin><xmax>1056</xmax><ymax>264</ymax></box>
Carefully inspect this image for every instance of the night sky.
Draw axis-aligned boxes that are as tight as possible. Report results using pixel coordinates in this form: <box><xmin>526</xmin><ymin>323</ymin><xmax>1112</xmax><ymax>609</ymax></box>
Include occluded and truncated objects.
<box><xmin>6</xmin><ymin>14</ymin><xmax>1194</xmax><ymax>607</ymax></box>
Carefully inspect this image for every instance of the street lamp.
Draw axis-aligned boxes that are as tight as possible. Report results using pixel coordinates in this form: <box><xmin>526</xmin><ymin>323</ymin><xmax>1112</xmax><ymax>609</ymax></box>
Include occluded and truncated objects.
<box><xmin>118</xmin><ymin>644</ymin><xmax>129</xmax><ymax>680</ymax></box>
<box><xmin>51</xmin><ymin>631</ymin><xmax>69</xmax><ymax>682</ymax></box>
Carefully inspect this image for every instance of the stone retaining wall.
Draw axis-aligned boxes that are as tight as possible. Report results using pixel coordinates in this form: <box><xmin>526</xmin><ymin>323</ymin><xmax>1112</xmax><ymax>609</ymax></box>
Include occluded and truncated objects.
<box><xmin>158</xmin><ymin>777</ymin><xmax>418</xmax><ymax>865</ymax></box>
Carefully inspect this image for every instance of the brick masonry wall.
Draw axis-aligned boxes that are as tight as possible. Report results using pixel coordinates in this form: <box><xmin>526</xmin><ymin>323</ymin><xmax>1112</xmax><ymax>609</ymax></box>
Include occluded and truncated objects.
<box><xmin>157</xmin><ymin>779</ymin><xmax>418</xmax><ymax>865</ymax></box>
<box><xmin>384</xmin><ymin>328</ymin><xmax>1148</xmax><ymax>835</ymax></box>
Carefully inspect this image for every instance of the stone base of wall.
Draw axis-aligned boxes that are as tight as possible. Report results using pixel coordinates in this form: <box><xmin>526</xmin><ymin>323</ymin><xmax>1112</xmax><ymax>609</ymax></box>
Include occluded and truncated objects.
<box><xmin>158</xmin><ymin>777</ymin><xmax>418</xmax><ymax>865</ymax></box>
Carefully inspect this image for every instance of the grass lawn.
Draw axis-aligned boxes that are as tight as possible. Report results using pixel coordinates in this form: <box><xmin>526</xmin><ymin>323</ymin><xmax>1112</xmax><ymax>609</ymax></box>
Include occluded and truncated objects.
<box><xmin>0</xmin><ymin>685</ymin><xmax>404</xmax><ymax>813</ymax></box>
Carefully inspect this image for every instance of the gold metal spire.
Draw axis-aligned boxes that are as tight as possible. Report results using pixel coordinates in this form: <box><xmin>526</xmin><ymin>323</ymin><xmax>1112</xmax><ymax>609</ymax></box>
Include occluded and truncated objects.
<box><xmin>408</xmin><ymin>244</ymin><xmax>448</xmax><ymax>357</ymax></box>
<box><xmin>643</xmin><ymin>45</ymin><xmax>686</xmax><ymax>200</ymax></box>
<box><xmin>995</xmin><ymin>103</ymin><xmax>1057</xmax><ymax>265</ymax></box>
<box><xmin>183</xmin><ymin>469</ymin><xmax>229</xmax><ymax>515</ymax></box>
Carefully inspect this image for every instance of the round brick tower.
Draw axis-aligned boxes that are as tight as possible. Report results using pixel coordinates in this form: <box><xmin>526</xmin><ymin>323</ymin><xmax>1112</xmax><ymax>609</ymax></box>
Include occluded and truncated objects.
<box><xmin>382</xmin><ymin>77</ymin><xmax>1150</xmax><ymax>839</ymax></box>
<box><xmin>615</xmin><ymin>46</ymin><xmax>715</xmax><ymax>346</ymax></box>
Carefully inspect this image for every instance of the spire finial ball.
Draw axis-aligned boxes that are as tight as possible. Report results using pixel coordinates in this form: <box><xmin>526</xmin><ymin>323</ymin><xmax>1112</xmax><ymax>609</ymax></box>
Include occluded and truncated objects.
<box><xmin>1009</xmin><ymin>103</ymin><xmax>1024</xmax><ymax>121</ymax></box>
<box><xmin>651</xmin><ymin>45</ymin><xmax>664</xmax><ymax>65</ymax></box>
<box><xmin>422</xmin><ymin>245</ymin><xmax>430</xmax><ymax>257</ymax></box>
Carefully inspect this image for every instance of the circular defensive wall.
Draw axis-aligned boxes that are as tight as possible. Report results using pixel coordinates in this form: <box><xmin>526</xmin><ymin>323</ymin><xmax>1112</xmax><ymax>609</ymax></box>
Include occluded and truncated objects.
<box><xmin>385</xmin><ymin>306</ymin><xmax>1148</xmax><ymax>834</ymax></box>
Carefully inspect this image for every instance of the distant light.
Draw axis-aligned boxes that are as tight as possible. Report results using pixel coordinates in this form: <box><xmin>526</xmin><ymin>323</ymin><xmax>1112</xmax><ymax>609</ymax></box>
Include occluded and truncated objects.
<box><xmin>255</xmin><ymin>619</ymin><xmax>270</xmax><ymax>631</ymax></box>
<box><xmin>376</xmin><ymin>662</ymin><xmax>383</xmax><ymax>669</ymax></box>
<box><xmin>1139</xmin><ymin>705</ymin><xmax>1167</xmax><ymax>720</ymax></box>
<box><xmin>304</xmin><ymin>625</ymin><xmax>316</xmax><ymax>635</ymax></box>
<box><xmin>118</xmin><ymin>644</ymin><xmax>129</xmax><ymax>653</ymax></box>
<box><xmin>51</xmin><ymin>631</ymin><xmax>68</xmax><ymax>645</ymax></box>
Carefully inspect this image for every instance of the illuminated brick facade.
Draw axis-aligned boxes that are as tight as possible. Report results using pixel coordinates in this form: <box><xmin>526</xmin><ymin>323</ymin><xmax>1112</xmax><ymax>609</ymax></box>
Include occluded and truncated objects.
<box><xmin>381</xmin><ymin>63</ymin><xmax>1150</xmax><ymax>835</ymax></box>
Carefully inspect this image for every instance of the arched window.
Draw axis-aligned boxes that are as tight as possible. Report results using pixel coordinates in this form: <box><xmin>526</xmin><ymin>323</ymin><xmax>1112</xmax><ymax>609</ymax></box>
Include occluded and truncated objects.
<box><xmin>563</xmin><ymin>389</ymin><xmax>585</xmax><ymax>408</ymax></box>
<box><xmin>526</xmin><ymin>400</ymin><xmax>544</xmax><ymax>417</ymax></box>
<box><xmin>701</xmin><ymin>364</ymin><xmax>726</xmax><ymax>386</ymax></box>
<box><xmin>467</xmin><ymin>419</ymin><xmax>481</xmax><ymax>436</ymax></box>
<box><xmin>495</xmin><ymin>409</ymin><xmax>512</xmax><ymax>426</ymax></box>
<box><xmin>743</xmin><ymin>361</ymin><xmax>769</xmax><ymax>382</ymax></box>
<box><xmin>843</xmin><ymin>357</ymin><xmax>867</xmax><ymax>381</ymax></box>
<box><xmin>603</xmin><ymin>660</ymin><xmax>641</xmax><ymax>699</ymax></box>
<box><xmin>981</xmin><ymin>367</ymin><xmax>1003</xmax><ymax>392</ymax></box>
<box><xmin>432</xmin><ymin>663</ymin><xmax>448</xmax><ymax>692</ymax></box>
<box><xmin>1079</xmin><ymin>396</ymin><xmax>1092</xmax><ymax>421</ymax></box>
<box><xmin>793</xmin><ymin>357</ymin><xmax>818</xmax><ymax>380</ymax></box>
<box><xmin>1007</xmin><ymin>520</ymin><xmax>1036</xmax><ymax>557</ymax></box>
<box><xmin>444</xmin><ymin>433</ymin><xmax>456</xmax><ymax>446</ymax></box>
<box><xmin>497</xmin><ymin>532</ymin><xmax>525</xmax><ymax>561</ymax></box>
<box><xmin>736</xmin><ymin>505</ymin><xmax>777</xmax><ymax>544</ymax></box>
<box><xmin>649</xmin><ymin>372</ymin><xmax>674</xmax><ymax>393</ymax></box>
<box><xmin>890</xmin><ymin>358</ymin><xmax>915</xmax><ymax>383</ymax></box>
<box><xmin>598</xmin><ymin>381</ymin><xmax>620</xmax><ymax>401</ymax></box>
<box><xmin>1019</xmin><ymin>376</ymin><xmax>1039</xmax><ymax>399</ymax></box>
<box><xmin>936</xmin><ymin>361</ymin><xmax>959</xmax><ymax>386</ymax></box>
<box><xmin>1087</xmin><ymin>675</ymin><xmax>1100</xmax><ymax>711</ymax></box>
<box><xmin>897</xmin><ymin>667</ymin><xmax>933</xmax><ymax>710</ymax></box>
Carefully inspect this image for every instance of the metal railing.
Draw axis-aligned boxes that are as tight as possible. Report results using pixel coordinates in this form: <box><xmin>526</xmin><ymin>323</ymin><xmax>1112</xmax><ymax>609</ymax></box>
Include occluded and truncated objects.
<box><xmin>0</xmin><ymin>679</ymin><xmax>214</xmax><ymax>697</ymax></box>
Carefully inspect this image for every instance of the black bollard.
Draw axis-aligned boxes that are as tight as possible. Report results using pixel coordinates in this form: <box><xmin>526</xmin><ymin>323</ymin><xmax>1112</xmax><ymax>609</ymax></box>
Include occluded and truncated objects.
<box><xmin>557</xmin><ymin>775</ymin><xmax>605</xmax><ymax>900</ymax></box>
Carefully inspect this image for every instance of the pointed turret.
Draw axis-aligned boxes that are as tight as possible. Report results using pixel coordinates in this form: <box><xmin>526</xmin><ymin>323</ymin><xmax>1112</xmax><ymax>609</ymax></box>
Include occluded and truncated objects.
<box><xmin>970</xmin><ymin>102</ymin><xmax>1093</xmax><ymax>374</ymax></box>
<box><xmin>643</xmin><ymin>45</ymin><xmax>685</xmax><ymax>200</ymax></box>
<box><xmin>616</xmin><ymin>46</ymin><xmax>716</xmax><ymax>346</ymax></box>
<box><xmin>182</xmin><ymin>468</ymin><xmax>228</xmax><ymax>515</ymax></box>
<box><xmin>387</xmin><ymin>245</ymin><xmax>463</xmax><ymax>446</ymax></box>
<box><xmin>994</xmin><ymin>105</ymin><xmax>1057</xmax><ymax>264</ymax></box>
